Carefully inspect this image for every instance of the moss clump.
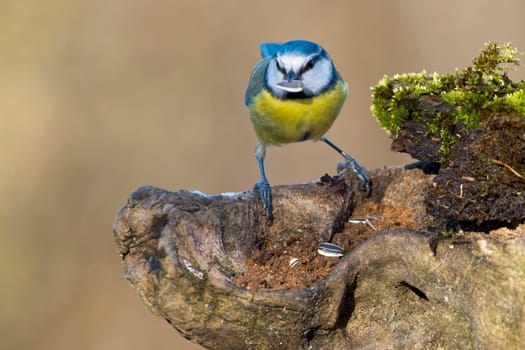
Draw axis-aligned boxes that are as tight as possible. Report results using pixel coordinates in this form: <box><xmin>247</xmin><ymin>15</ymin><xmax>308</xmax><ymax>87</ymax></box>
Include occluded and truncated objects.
<box><xmin>371</xmin><ymin>42</ymin><xmax>524</xmax><ymax>159</ymax></box>
<box><xmin>371</xmin><ymin>42</ymin><xmax>525</xmax><ymax>231</ymax></box>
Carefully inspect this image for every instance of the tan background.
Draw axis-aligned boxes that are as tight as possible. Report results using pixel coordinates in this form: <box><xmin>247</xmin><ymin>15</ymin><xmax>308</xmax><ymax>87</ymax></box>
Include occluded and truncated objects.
<box><xmin>2</xmin><ymin>1</ymin><xmax>525</xmax><ymax>349</ymax></box>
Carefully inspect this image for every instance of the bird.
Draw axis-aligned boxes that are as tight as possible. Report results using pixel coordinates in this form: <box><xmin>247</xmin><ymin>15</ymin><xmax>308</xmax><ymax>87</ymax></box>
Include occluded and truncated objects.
<box><xmin>244</xmin><ymin>40</ymin><xmax>370</xmax><ymax>221</ymax></box>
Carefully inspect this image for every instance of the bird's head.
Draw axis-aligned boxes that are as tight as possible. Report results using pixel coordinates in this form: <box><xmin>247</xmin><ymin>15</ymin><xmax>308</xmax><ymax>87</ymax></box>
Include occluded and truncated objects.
<box><xmin>264</xmin><ymin>40</ymin><xmax>338</xmax><ymax>98</ymax></box>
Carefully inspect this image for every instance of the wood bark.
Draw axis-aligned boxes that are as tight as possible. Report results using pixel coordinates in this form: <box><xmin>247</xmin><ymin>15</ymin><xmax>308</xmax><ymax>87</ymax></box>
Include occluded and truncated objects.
<box><xmin>113</xmin><ymin>166</ymin><xmax>525</xmax><ymax>349</ymax></box>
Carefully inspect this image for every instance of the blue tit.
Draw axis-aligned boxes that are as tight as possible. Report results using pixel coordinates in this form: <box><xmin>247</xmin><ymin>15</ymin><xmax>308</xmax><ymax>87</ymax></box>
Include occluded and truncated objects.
<box><xmin>245</xmin><ymin>40</ymin><xmax>370</xmax><ymax>221</ymax></box>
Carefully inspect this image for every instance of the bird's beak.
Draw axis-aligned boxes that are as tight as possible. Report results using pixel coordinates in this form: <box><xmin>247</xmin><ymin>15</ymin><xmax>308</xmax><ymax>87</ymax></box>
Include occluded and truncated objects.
<box><xmin>276</xmin><ymin>71</ymin><xmax>304</xmax><ymax>93</ymax></box>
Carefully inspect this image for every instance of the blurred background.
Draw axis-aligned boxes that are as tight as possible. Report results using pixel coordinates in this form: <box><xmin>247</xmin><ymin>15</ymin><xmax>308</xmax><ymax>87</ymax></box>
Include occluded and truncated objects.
<box><xmin>2</xmin><ymin>1</ymin><xmax>525</xmax><ymax>349</ymax></box>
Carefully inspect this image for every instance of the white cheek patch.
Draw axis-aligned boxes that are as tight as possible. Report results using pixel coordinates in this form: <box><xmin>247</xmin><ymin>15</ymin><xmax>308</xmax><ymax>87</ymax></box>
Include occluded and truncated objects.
<box><xmin>265</xmin><ymin>61</ymin><xmax>287</xmax><ymax>98</ymax></box>
<box><xmin>302</xmin><ymin>59</ymin><xmax>333</xmax><ymax>95</ymax></box>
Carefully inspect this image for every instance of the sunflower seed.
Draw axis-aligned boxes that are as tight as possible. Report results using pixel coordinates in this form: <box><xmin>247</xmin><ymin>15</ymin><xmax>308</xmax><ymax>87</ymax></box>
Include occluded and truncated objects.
<box><xmin>348</xmin><ymin>216</ymin><xmax>382</xmax><ymax>230</ymax></box>
<box><xmin>289</xmin><ymin>258</ymin><xmax>300</xmax><ymax>267</ymax></box>
<box><xmin>318</xmin><ymin>242</ymin><xmax>344</xmax><ymax>257</ymax></box>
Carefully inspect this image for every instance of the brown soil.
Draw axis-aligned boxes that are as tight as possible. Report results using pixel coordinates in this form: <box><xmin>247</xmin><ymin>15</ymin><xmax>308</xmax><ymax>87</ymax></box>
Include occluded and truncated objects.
<box><xmin>233</xmin><ymin>165</ymin><xmax>525</xmax><ymax>291</ymax></box>
<box><xmin>233</xmin><ymin>200</ymin><xmax>419</xmax><ymax>290</ymax></box>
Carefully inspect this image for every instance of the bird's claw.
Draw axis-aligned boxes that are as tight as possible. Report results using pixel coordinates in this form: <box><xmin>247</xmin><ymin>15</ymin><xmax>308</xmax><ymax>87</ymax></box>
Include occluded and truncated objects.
<box><xmin>356</xmin><ymin>169</ymin><xmax>371</xmax><ymax>195</ymax></box>
<box><xmin>255</xmin><ymin>181</ymin><xmax>273</xmax><ymax>221</ymax></box>
<box><xmin>339</xmin><ymin>160</ymin><xmax>371</xmax><ymax>195</ymax></box>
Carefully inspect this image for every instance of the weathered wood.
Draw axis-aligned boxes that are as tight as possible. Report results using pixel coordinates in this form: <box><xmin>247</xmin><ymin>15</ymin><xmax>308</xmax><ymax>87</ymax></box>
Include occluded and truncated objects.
<box><xmin>113</xmin><ymin>166</ymin><xmax>525</xmax><ymax>349</ymax></box>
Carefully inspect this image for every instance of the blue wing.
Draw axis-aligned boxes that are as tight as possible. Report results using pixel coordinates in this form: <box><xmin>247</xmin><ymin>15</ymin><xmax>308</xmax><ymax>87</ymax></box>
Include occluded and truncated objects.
<box><xmin>244</xmin><ymin>57</ymin><xmax>271</xmax><ymax>106</ymax></box>
<box><xmin>260</xmin><ymin>43</ymin><xmax>281</xmax><ymax>58</ymax></box>
<box><xmin>245</xmin><ymin>42</ymin><xmax>280</xmax><ymax>106</ymax></box>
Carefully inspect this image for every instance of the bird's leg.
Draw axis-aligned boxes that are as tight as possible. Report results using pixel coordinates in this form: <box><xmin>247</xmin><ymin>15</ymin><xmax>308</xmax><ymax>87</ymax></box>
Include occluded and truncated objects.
<box><xmin>320</xmin><ymin>136</ymin><xmax>371</xmax><ymax>194</ymax></box>
<box><xmin>254</xmin><ymin>143</ymin><xmax>273</xmax><ymax>221</ymax></box>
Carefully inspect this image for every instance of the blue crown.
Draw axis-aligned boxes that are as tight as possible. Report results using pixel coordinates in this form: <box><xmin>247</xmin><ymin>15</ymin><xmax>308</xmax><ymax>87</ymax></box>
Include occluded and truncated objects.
<box><xmin>260</xmin><ymin>40</ymin><xmax>327</xmax><ymax>59</ymax></box>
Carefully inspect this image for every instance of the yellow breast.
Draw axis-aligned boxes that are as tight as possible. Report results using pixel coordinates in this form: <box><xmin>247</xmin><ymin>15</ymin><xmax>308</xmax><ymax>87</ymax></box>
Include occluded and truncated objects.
<box><xmin>248</xmin><ymin>81</ymin><xmax>348</xmax><ymax>145</ymax></box>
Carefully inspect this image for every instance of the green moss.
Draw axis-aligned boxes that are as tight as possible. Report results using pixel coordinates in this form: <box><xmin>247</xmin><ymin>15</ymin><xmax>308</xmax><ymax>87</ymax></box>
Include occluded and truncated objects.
<box><xmin>485</xmin><ymin>89</ymin><xmax>525</xmax><ymax>116</ymax></box>
<box><xmin>371</xmin><ymin>42</ymin><xmax>524</xmax><ymax>150</ymax></box>
<box><xmin>371</xmin><ymin>72</ymin><xmax>434</xmax><ymax>135</ymax></box>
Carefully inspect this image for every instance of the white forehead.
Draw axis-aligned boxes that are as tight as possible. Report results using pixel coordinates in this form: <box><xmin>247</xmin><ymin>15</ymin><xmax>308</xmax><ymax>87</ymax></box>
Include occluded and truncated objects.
<box><xmin>277</xmin><ymin>53</ymin><xmax>310</xmax><ymax>72</ymax></box>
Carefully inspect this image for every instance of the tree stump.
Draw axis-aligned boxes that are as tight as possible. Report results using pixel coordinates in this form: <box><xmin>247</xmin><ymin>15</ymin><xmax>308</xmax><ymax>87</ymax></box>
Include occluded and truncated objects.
<box><xmin>113</xmin><ymin>166</ymin><xmax>525</xmax><ymax>349</ymax></box>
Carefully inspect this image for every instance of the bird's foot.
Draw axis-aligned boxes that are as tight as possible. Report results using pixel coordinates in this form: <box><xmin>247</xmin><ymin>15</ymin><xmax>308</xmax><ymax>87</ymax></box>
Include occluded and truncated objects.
<box><xmin>339</xmin><ymin>159</ymin><xmax>371</xmax><ymax>195</ymax></box>
<box><xmin>254</xmin><ymin>180</ymin><xmax>273</xmax><ymax>221</ymax></box>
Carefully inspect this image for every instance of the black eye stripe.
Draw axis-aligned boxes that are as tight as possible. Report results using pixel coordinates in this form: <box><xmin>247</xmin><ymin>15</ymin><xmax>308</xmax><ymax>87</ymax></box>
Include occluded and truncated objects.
<box><xmin>275</xmin><ymin>60</ymin><xmax>285</xmax><ymax>73</ymax></box>
<box><xmin>303</xmin><ymin>60</ymin><xmax>314</xmax><ymax>72</ymax></box>
<box><xmin>302</xmin><ymin>56</ymin><xmax>320</xmax><ymax>73</ymax></box>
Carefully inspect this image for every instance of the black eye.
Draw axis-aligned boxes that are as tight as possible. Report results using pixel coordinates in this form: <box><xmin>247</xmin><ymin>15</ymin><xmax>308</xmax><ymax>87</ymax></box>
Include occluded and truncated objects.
<box><xmin>275</xmin><ymin>60</ymin><xmax>285</xmax><ymax>74</ymax></box>
<box><xmin>303</xmin><ymin>60</ymin><xmax>315</xmax><ymax>73</ymax></box>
